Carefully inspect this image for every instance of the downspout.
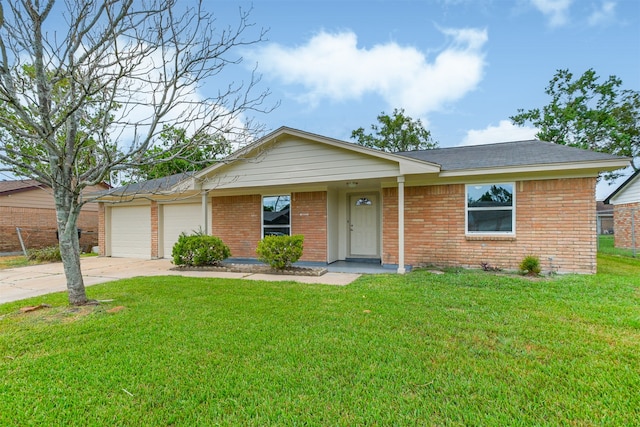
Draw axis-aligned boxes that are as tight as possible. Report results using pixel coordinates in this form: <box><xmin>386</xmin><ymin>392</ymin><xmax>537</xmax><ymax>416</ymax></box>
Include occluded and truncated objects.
<box><xmin>397</xmin><ymin>176</ymin><xmax>406</xmax><ymax>274</ymax></box>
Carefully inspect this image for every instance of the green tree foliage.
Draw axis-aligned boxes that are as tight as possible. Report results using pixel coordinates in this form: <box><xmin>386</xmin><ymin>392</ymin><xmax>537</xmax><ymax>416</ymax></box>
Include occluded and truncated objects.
<box><xmin>136</xmin><ymin>126</ymin><xmax>232</xmax><ymax>180</ymax></box>
<box><xmin>351</xmin><ymin>108</ymin><xmax>438</xmax><ymax>152</ymax></box>
<box><xmin>511</xmin><ymin>69</ymin><xmax>639</xmax><ymax>172</ymax></box>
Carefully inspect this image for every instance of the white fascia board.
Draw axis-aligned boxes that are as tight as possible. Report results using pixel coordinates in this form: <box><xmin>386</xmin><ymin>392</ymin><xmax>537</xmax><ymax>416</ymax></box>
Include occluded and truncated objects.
<box><xmin>438</xmin><ymin>159</ymin><xmax>631</xmax><ymax>178</ymax></box>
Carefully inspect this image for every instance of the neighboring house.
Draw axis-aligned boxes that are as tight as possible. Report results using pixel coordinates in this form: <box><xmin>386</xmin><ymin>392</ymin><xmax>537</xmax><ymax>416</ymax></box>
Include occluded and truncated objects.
<box><xmin>96</xmin><ymin>127</ymin><xmax>630</xmax><ymax>274</ymax></box>
<box><xmin>596</xmin><ymin>201</ymin><xmax>614</xmax><ymax>235</ymax></box>
<box><xmin>604</xmin><ymin>169</ymin><xmax>640</xmax><ymax>251</ymax></box>
<box><xmin>0</xmin><ymin>180</ymin><xmax>106</xmax><ymax>253</ymax></box>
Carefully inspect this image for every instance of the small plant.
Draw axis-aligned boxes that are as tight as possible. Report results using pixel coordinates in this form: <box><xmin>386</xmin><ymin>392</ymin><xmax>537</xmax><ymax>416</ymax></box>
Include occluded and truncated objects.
<box><xmin>172</xmin><ymin>233</ymin><xmax>231</xmax><ymax>266</ymax></box>
<box><xmin>256</xmin><ymin>234</ymin><xmax>304</xmax><ymax>270</ymax></box>
<box><xmin>480</xmin><ymin>261</ymin><xmax>502</xmax><ymax>272</ymax></box>
<box><xmin>27</xmin><ymin>246</ymin><xmax>62</xmax><ymax>262</ymax></box>
<box><xmin>519</xmin><ymin>255</ymin><xmax>541</xmax><ymax>276</ymax></box>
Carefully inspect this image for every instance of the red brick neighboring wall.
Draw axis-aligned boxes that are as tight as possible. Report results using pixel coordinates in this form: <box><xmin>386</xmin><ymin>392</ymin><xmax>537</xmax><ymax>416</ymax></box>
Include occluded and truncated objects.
<box><xmin>614</xmin><ymin>202</ymin><xmax>640</xmax><ymax>250</ymax></box>
<box><xmin>0</xmin><ymin>207</ymin><xmax>99</xmax><ymax>253</ymax></box>
<box><xmin>291</xmin><ymin>191</ymin><xmax>327</xmax><ymax>262</ymax></box>
<box><xmin>212</xmin><ymin>195</ymin><xmax>262</xmax><ymax>258</ymax></box>
<box><xmin>383</xmin><ymin>178</ymin><xmax>597</xmax><ymax>274</ymax></box>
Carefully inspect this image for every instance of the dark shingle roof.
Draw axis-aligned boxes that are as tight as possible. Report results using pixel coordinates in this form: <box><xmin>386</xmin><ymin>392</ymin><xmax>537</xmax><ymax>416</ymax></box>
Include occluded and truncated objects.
<box><xmin>397</xmin><ymin>140</ymin><xmax>624</xmax><ymax>171</ymax></box>
<box><xmin>101</xmin><ymin>172</ymin><xmax>193</xmax><ymax>197</ymax></box>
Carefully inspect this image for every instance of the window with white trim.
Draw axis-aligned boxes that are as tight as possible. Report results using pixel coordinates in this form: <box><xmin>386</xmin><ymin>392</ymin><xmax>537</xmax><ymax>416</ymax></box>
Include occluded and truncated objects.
<box><xmin>466</xmin><ymin>183</ymin><xmax>514</xmax><ymax>234</ymax></box>
<box><xmin>262</xmin><ymin>195</ymin><xmax>290</xmax><ymax>237</ymax></box>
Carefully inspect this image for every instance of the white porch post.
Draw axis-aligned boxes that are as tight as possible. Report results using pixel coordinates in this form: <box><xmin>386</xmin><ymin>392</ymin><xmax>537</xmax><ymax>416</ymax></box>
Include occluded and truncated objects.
<box><xmin>397</xmin><ymin>176</ymin><xmax>406</xmax><ymax>274</ymax></box>
<box><xmin>201</xmin><ymin>191</ymin><xmax>209</xmax><ymax>235</ymax></box>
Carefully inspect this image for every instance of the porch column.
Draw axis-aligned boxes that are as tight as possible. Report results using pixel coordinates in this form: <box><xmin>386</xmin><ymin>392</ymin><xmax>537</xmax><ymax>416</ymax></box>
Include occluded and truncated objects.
<box><xmin>201</xmin><ymin>191</ymin><xmax>209</xmax><ymax>235</ymax></box>
<box><xmin>397</xmin><ymin>176</ymin><xmax>406</xmax><ymax>274</ymax></box>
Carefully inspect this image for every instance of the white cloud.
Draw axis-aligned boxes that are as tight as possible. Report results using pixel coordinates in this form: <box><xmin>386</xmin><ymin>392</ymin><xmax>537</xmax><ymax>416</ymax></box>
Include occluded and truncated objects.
<box><xmin>459</xmin><ymin>120</ymin><xmax>539</xmax><ymax>146</ymax></box>
<box><xmin>249</xmin><ymin>27</ymin><xmax>487</xmax><ymax>118</ymax></box>
<box><xmin>588</xmin><ymin>1</ymin><xmax>617</xmax><ymax>26</ymax></box>
<box><xmin>530</xmin><ymin>0</ymin><xmax>573</xmax><ymax>27</ymax></box>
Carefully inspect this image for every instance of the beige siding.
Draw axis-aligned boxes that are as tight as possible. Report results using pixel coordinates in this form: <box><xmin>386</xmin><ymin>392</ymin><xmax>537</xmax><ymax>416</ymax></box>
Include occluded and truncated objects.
<box><xmin>0</xmin><ymin>185</ymin><xmax>105</xmax><ymax>211</ymax></box>
<box><xmin>203</xmin><ymin>137</ymin><xmax>401</xmax><ymax>189</ymax></box>
<box><xmin>611</xmin><ymin>175</ymin><xmax>640</xmax><ymax>205</ymax></box>
<box><xmin>0</xmin><ymin>188</ymin><xmax>55</xmax><ymax>209</ymax></box>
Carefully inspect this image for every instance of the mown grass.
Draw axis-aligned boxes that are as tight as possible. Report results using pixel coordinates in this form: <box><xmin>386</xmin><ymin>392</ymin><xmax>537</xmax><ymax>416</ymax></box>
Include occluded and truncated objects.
<box><xmin>0</xmin><ymin>255</ymin><xmax>33</xmax><ymax>269</ymax></box>
<box><xmin>1</xmin><ymin>255</ymin><xmax>638</xmax><ymax>425</ymax></box>
<box><xmin>599</xmin><ymin>234</ymin><xmax>638</xmax><ymax>258</ymax></box>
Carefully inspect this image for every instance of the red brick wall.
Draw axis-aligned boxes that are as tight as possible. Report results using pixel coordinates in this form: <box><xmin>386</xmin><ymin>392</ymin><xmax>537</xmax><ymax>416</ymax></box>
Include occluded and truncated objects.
<box><xmin>614</xmin><ymin>202</ymin><xmax>640</xmax><ymax>250</ymax></box>
<box><xmin>383</xmin><ymin>178</ymin><xmax>597</xmax><ymax>274</ymax></box>
<box><xmin>291</xmin><ymin>191</ymin><xmax>327</xmax><ymax>262</ymax></box>
<box><xmin>0</xmin><ymin>206</ymin><xmax>99</xmax><ymax>253</ymax></box>
<box><xmin>212</xmin><ymin>195</ymin><xmax>262</xmax><ymax>258</ymax></box>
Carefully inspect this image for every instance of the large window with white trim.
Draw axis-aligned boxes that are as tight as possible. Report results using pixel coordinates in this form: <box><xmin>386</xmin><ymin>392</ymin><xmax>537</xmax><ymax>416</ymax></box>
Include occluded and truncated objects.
<box><xmin>263</xmin><ymin>195</ymin><xmax>291</xmax><ymax>237</ymax></box>
<box><xmin>466</xmin><ymin>183</ymin><xmax>514</xmax><ymax>234</ymax></box>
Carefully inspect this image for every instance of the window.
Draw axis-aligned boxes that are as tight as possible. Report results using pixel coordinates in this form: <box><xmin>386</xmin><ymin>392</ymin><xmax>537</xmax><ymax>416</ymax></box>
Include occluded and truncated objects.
<box><xmin>263</xmin><ymin>195</ymin><xmax>290</xmax><ymax>237</ymax></box>
<box><xmin>466</xmin><ymin>183</ymin><xmax>514</xmax><ymax>234</ymax></box>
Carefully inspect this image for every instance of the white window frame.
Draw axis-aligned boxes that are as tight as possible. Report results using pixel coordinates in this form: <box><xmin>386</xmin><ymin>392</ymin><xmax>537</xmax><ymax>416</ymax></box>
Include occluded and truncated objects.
<box><xmin>465</xmin><ymin>183</ymin><xmax>516</xmax><ymax>235</ymax></box>
<box><xmin>262</xmin><ymin>194</ymin><xmax>291</xmax><ymax>237</ymax></box>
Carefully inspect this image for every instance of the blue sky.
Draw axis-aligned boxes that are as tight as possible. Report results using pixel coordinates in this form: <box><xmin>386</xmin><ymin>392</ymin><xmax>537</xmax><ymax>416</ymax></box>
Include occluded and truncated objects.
<box><xmin>208</xmin><ymin>0</ymin><xmax>639</xmax><ymax>198</ymax></box>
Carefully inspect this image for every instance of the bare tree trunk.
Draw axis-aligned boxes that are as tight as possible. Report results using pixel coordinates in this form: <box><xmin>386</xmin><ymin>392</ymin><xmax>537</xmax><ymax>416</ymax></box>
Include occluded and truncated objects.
<box><xmin>58</xmin><ymin>224</ymin><xmax>87</xmax><ymax>305</ymax></box>
<box><xmin>53</xmin><ymin>185</ymin><xmax>87</xmax><ymax>305</ymax></box>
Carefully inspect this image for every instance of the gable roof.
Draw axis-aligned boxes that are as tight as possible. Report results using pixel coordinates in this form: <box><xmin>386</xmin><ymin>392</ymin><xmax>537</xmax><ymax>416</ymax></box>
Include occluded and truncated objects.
<box><xmin>398</xmin><ymin>140</ymin><xmax>628</xmax><ymax>172</ymax></box>
<box><xmin>95</xmin><ymin>172</ymin><xmax>193</xmax><ymax>198</ymax></box>
<box><xmin>97</xmin><ymin>127</ymin><xmax>632</xmax><ymax>198</ymax></box>
<box><xmin>0</xmin><ymin>180</ymin><xmax>45</xmax><ymax>196</ymax></box>
<box><xmin>604</xmin><ymin>169</ymin><xmax>640</xmax><ymax>204</ymax></box>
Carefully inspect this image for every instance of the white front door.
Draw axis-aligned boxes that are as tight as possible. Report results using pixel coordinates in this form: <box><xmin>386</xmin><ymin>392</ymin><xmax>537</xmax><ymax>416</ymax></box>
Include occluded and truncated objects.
<box><xmin>349</xmin><ymin>194</ymin><xmax>379</xmax><ymax>257</ymax></box>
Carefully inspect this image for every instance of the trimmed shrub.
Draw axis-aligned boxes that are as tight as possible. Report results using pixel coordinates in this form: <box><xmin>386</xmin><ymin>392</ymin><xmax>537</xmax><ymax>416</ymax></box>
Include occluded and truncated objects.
<box><xmin>256</xmin><ymin>234</ymin><xmax>304</xmax><ymax>270</ymax></box>
<box><xmin>27</xmin><ymin>246</ymin><xmax>62</xmax><ymax>262</ymax></box>
<box><xmin>519</xmin><ymin>255</ymin><xmax>541</xmax><ymax>276</ymax></box>
<box><xmin>172</xmin><ymin>233</ymin><xmax>231</xmax><ymax>266</ymax></box>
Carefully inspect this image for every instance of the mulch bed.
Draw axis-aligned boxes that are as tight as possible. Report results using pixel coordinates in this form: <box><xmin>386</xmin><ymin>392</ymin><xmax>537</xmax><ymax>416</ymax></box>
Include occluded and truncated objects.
<box><xmin>171</xmin><ymin>262</ymin><xmax>328</xmax><ymax>276</ymax></box>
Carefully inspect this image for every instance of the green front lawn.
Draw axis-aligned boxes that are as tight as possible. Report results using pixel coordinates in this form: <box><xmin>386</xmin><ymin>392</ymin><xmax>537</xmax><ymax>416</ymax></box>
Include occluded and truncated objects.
<box><xmin>1</xmin><ymin>256</ymin><xmax>638</xmax><ymax>426</ymax></box>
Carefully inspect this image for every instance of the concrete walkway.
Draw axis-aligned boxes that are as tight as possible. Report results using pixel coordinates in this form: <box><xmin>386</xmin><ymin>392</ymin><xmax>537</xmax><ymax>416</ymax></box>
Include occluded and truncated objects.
<box><xmin>0</xmin><ymin>257</ymin><xmax>361</xmax><ymax>304</ymax></box>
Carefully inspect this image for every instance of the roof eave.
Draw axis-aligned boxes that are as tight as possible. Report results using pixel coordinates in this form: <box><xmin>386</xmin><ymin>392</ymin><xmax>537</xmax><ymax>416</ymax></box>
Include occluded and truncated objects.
<box><xmin>438</xmin><ymin>159</ymin><xmax>631</xmax><ymax>178</ymax></box>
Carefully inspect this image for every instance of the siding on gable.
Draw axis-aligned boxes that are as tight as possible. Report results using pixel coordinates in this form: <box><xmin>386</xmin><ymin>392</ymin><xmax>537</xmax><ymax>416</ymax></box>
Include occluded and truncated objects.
<box><xmin>202</xmin><ymin>138</ymin><xmax>402</xmax><ymax>189</ymax></box>
<box><xmin>611</xmin><ymin>175</ymin><xmax>640</xmax><ymax>205</ymax></box>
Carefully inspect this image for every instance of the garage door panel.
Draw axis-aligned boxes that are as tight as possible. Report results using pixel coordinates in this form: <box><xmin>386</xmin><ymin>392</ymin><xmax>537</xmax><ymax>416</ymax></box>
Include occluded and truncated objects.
<box><xmin>162</xmin><ymin>204</ymin><xmax>204</xmax><ymax>257</ymax></box>
<box><xmin>110</xmin><ymin>205</ymin><xmax>151</xmax><ymax>258</ymax></box>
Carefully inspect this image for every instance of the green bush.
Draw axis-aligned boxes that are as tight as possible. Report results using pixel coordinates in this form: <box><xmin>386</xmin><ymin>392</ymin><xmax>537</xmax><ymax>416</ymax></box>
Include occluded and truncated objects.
<box><xmin>519</xmin><ymin>255</ymin><xmax>541</xmax><ymax>276</ymax></box>
<box><xmin>256</xmin><ymin>234</ymin><xmax>304</xmax><ymax>269</ymax></box>
<box><xmin>27</xmin><ymin>246</ymin><xmax>62</xmax><ymax>262</ymax></box>
<box><xmin>171</xmin><ymin>233</ymin><xmax>231</xmax><ymax>266</ymax></box>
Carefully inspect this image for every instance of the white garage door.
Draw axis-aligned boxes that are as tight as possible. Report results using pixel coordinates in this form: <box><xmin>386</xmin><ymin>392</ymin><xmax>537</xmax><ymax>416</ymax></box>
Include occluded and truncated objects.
<box><xmin>110</xmin><ymin>205</ymin><xmax>151</xmax><ymax>258</ymax></box>
<box><xmin>162</xmin><ymin>203</ymin><xmax>204</xmax><ymax>258</ymax></box>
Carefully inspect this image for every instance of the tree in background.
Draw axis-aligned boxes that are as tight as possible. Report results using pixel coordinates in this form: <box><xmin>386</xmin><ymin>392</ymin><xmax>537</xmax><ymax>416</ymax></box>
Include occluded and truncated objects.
<box><xmin>0</xmin><ymin>0</ymin><xmax>273</xmax><ymax>305</ymax></box>
<box><xmin>351</xmin><ymin>108</ymin><xmax>438</xmax><ymax>152</ymax></box>
<box><xmin>135</xmin><ymin>126</ymin><xmax>232</xmax><ymax>181</ymax></box>
<box><xmin>511</xmin><ymin>69</ymin><xmax>639</xmax><ymax>173</ymax></box>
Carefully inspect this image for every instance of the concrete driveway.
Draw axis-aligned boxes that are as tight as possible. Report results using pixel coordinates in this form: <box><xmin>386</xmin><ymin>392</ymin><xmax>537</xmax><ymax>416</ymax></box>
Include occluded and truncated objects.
<box><xmin>0</xmin><ymin>257</ymin><xmax>360</xmax><ymax>304</ymax></box>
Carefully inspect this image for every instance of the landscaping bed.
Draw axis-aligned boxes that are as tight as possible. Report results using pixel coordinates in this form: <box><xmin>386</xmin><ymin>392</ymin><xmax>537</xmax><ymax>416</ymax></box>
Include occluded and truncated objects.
<box><xmin>171</xmin><ymin>262</ymin><xmax>328</xmax><ymax>276</ymax></box>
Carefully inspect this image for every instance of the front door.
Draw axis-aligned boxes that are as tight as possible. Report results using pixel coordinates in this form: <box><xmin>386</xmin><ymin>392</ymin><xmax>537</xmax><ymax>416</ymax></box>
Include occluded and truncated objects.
<box><xmin>349</xmin><ymin>194</ymin><xmax>379</xmax><ymax>257</ymax></box>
